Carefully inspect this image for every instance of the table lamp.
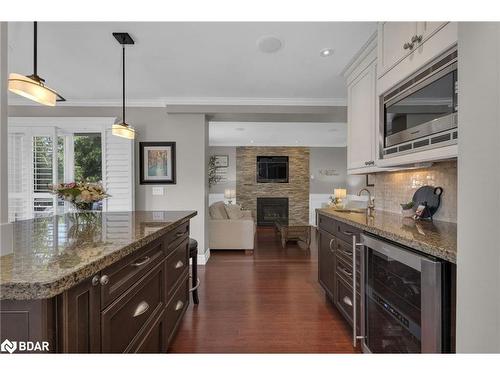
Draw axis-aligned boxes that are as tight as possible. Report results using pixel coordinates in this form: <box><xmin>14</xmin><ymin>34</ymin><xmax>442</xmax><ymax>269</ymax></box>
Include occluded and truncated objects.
<box><xmin>333</xmin><ymin>188</ymin><xmax>347</xmax><ymax>207</ymax></box>
<box><xmin>224</xmin><ymin>188</ymin><xmax>236</xmax><ymax>204</ymax></box>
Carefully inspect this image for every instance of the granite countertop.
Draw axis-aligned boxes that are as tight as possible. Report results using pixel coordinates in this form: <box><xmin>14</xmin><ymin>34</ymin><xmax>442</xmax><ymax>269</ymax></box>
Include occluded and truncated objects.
<box><xmin>0</xmin><ymin>210</ymin><xmax>197</xmax><ymax>300</ymax></box>
<box><xmin>317</xmin><ymin>208</ymin><xmax>457</xmax><ymax>263</ymax></box>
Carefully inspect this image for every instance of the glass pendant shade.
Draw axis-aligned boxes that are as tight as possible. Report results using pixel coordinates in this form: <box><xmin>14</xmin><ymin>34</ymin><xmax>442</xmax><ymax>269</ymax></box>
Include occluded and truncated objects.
<box><xmin>8</xmin><ymin>73</ymin><xmax>57</xmax><ymax>106</ymax></box>
<box><xmin>112</xmin><ymin>123</ymin><xmax>135</xmax><ymax>140</ymax></box>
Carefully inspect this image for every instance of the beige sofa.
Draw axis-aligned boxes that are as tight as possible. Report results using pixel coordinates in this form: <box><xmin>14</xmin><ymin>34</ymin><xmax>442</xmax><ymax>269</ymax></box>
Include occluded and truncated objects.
<box><xmin>208</xmin><ymin>202</ymin><xmax>256</xmax><ymax>250</ymax></box>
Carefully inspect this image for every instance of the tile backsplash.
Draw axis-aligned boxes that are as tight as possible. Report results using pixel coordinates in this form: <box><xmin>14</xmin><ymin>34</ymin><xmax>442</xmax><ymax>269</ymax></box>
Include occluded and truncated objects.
<box><xmin>372</xmin><ymin>161</ymin><xmax>457</xmax><ymax>223</ymax></box>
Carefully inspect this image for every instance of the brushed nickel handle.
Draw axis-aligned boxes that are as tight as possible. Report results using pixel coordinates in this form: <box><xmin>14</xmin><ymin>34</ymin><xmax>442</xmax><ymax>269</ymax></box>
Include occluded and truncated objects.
<box><xmin>338</xmin><ymin>248</ymin><xmax>353</xmax><ymax>257</ymax></box>
<box><xmin>328</xmin><ymin>238</ymin><xmax>335</xmax><ymax>252</ymax></box>
<box><xmin>337</xmin><ymin>266</ymin><xmax>353</xmax><ymax>278</ymax></box>
<box><xmin>352</xmin><ymin>235</ymin><xmax>364</xmax><ymax>347</ymax></box>
<box><xmin>133</xmin><ymin>301</ymin><xmax>149</xmax><ymax>317</ymax></box>
<box><xmin>343</xmin><ymin>296</ymin><xmax>353</xmax><ymax>307</ymax></box>
<box><xmin>411</xmin><ymin>34</ymin><xmax>423</xmax><ymax>44</ymax></box>
<box><xmin>100</xmin><ymin>275</ymin><xmax>110</xmax><ymax>285</ymax></box>
<box><xmin>403</xmin><ymin>41</ymin><xmax>414</xmax><ymax>50</ymax></box>
<box><xmin>175</xmin><ymin>300</ymin><xmax>184</xmax><ymax>311</ymax></box>
<box><xmin>342</xmin><ymin>230</ymin><xmax>354</xmax><ymax>236</ymax></box>
<box><xmin>175</xmin><ymin>232</ymin><xmax>185</xmax><ymax>238</ymax></box>
<box><xmin>91</xmin><ymin>275</ymin><xmax>100</xmax><ymax>286</ymax></box>
<box><xmin>174</xmin><ymin>260</ymin><xmax>184</xmax><ymax>269</ymax></box>
<box><xmin>131</xmin><ymin>256</ymin><xmax>151</xmax><ymax>267</ymax></box>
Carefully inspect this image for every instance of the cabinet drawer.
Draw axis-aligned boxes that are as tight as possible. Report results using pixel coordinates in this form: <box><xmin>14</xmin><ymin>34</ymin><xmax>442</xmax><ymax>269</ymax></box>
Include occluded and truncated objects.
<box><xmin>335</xmin><ymin>237</ymin><xmax>361</xmax><ymax>269</ymax></box>
<box><xmin>100</xmin><ymin>238</ymin><xmax>166</xmax><ymax>308</ymax></box>
<box><xmin>165</xmin><ymin>221</ymin><xmax>190</xmax><ymax>253</ymax></box>
<box><xmin>165</xmin><ymin>238</ymin><xmax>189</xmax><ymax>297</ymax></box>
<box><xmin>335</xmin><ymin>256</ymin><xmax>360</xmax><ymax>290</ymax></box>
<box><xmin>334</xmin><ymin>221</ymin><xmax>361</xmax><ymax>245</ymax></box>
<box><xmin>132</xmin><ymin>311</ymin><xmax>166</xmax><ymax>353</ymax></box>
<box><xmin>165</xmin><ymin>273</ymin><xmax>189</xmax><ymax>345</ymax></box>
<box><xmin>318</xmin><ymin>214</ymin><xmax>337</xmax><ymax>236</ymax></box>
<box><xmin>101</xmin><ymin>262</ymin><xmax>165</xmax><ymax>353</ymax></box>
<box><xmin>334</xmin><ymin>276</ymin><xmax>360</xmax><ymax>328</ymax></box>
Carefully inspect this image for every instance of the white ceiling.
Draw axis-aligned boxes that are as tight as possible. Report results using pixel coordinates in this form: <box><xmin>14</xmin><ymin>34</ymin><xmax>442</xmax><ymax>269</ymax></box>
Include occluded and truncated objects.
<box><xmin>209</xmin><ymin>122</ymin><xmax>347</xmax><ymax>147</ymax></box>
<box><xmin>7</xmin><ymin>22</ymin><xmax>376</xmax><ymax>105</ymax></box>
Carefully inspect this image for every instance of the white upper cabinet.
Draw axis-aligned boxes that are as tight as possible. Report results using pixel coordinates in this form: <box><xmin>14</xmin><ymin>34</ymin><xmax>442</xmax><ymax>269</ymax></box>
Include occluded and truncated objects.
<box><xmin>378</xmin><ymin>22</ymin><xmax>418</xmax><ymax>76</ymax></box>
<box><xmin>344</xmin><ymin>35</ymin><xmax>378</xmax><ymax>173</ymax></box>
<box><xmin>377</xmin><ymin>22</ymin><xmax>456</xmax><ymax>94</ymax></box>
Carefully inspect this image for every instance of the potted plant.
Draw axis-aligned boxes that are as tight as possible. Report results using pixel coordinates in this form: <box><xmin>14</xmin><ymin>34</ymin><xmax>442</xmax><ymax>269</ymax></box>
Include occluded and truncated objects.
<box><xmin>400</xmin><ymin>201</ymin><xmax>415</xmax><ymax>218</ymax></box>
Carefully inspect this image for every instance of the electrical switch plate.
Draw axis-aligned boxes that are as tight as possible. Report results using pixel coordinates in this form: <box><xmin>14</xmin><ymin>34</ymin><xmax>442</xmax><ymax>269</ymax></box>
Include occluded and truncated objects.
<box><xmin>152</xmin><ymin>187</ymin><xmax>164</xmax><ymax>196</ymax></box>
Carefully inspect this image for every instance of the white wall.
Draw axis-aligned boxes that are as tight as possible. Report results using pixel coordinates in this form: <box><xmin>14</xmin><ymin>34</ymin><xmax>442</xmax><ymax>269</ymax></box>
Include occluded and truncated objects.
<box><xmin>7</xmin><ymin>106</ymin><xmax>210</xmax><ymax>264</ymax></box>
<box><xmin>456</xmin><ymin>22</ymin><xmax>500</xmax><ymax>353</ymax></box>
<box><xmin>208</xmin><ymin>146</ymin><xmax>236</xmax><ymax>194</ymax></box>
<box><xmin>0</xmin><ymin>23</ymin><xmax>7</xmax><ymax>224</ymax></box>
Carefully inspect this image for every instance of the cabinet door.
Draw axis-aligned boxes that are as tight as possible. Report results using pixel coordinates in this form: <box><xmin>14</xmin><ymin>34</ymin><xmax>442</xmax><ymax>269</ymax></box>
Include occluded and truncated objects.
<box><xmin>417</xmin><ymin>22</ymin><xmax>447</xmax><ymax>41</ymax></box>
<box><xmin>318</xmin><ymin>230</ymin><xmax>335</xmax><ymax>298</ymax></box>
<box><xmin>57</xmin><ymin>275</ymin><xmax>101</xmax><ymax>353</ymax></box>
<box><xmin>347</xmin><ymin>62</ymin><xmax>376</xmax><ymax>170</ymax></box>
<box><xmin>378</xmin><ymin>22</ymin><xmax>417</xmax><ymax>76</ymax></box>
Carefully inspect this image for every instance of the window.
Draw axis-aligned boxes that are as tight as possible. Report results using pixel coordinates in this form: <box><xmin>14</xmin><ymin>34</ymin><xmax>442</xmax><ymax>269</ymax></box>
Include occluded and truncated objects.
<box><xmin>8</xmin><ymin>117</ymin><xmax>134</xmax><ymax>221</ymax></box>
<box><xmin>74</xmin><ymin>133</ymin><xmax>102</xmax><ymax>182</ymax></box>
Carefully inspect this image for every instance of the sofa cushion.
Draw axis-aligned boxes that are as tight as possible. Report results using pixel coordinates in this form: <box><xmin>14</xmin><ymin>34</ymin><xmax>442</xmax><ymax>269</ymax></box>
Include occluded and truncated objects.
<box><xmin>225</xmin><ymin>204</ymin><xmax>244</xmax><ymax>220</ymax></box>
<box><xmin>209</xmin><ymin>201</ymin><xmax>228</xmax><ymax>219</ymax></box>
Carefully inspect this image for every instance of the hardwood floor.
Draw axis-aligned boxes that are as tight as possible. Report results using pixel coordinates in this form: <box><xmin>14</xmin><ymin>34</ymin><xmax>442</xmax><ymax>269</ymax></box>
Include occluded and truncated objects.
<box><xmin>168</xmin><ymin>227</ymin><xmax>360</xmax><ymax>353</ymax></box>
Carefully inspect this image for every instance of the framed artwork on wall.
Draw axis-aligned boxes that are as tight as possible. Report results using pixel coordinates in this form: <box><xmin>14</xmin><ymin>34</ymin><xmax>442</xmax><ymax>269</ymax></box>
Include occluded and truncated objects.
<box><xmin>214</xmin><ymin>155</ymin><xmax>229</xmax><ymax>167</ymax></box>
<box><xmin>139</xmin><ymin>142</ymin><xmax>176</xmax><ymax>184</ymax></box>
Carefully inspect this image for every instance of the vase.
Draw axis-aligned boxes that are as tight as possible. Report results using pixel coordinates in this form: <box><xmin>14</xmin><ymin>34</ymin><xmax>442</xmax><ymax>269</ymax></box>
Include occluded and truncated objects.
<box><xmin>73</xmin><ymin>202</ymin><xmax>94</xmax><ymax>211</ymax></box>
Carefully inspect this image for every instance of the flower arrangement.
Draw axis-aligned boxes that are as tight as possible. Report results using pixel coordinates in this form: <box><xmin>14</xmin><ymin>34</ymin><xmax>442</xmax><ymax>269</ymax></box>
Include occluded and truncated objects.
<box><xmin>50</xmin><ymin>182</ymin><xmax>110</xmax><ymax>211</ymax></box>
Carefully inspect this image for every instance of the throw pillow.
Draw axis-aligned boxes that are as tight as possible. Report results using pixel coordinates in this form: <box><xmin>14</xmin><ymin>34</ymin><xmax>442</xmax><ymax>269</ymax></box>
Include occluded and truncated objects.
<box><xmin>209</xmin><ymin>201</ymin><xmax>229</xmax><ymax>219</ymax></box>
<box><xmin>225</xmin><ymin>204</ymin><xmax>244</xmax><ymax>220</ymax></box>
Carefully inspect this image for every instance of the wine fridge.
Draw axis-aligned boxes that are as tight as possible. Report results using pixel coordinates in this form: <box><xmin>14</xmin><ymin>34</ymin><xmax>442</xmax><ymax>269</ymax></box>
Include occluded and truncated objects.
<box><xmin>356</xmin><ymin>234</ymin><xmax>451</xmax><ymax>353</ymax></box>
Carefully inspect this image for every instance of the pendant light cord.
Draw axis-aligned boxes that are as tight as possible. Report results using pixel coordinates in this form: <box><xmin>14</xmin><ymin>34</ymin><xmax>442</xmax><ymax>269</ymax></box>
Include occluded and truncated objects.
<box><xmin>122</xmin><ymin>45</ymin><xmax>126</xmax><ymax>124</ymax></box>
<box><xmin>33</xmin><ymin>21</ymin><xmax>37</xmax><ymax>76</ymax></box>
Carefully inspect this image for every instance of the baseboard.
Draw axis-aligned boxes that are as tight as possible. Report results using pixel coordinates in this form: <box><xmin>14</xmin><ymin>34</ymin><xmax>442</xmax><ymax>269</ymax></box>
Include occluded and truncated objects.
<box><xmin>197</xmin><ymin>248</ymin><xmax>211</xmax><ymax>265</ymax></box>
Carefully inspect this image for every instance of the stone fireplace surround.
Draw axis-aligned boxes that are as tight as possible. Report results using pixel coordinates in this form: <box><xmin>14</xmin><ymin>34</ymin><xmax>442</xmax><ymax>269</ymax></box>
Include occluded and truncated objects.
<box><xmin>236</xmin><ymin>147</ymin><xmax>310</xmax><ymax>225</ymax></box>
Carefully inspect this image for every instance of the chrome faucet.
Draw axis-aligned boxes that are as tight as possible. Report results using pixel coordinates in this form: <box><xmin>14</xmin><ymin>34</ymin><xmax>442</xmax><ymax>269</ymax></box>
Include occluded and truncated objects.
<box><xmin>358</xmin><ymin>188</ymin><xmax>375</xmax><ymax>216</ymax></box>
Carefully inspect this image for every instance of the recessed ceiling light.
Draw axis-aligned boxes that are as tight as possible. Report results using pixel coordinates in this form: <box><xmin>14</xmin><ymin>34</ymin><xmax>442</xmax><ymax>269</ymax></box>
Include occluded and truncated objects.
<box><xmin>257</xmin><ymin>36</ymin><xmax>283</xmax><ymax>53</ymax></box>
<box><xmin>320</xmin><ymin>48</ymin><xmax>334</xmax><ymax>57</ymax></box>
<box><xmin>250</xmin><ymin>140</ymin><xmax>254</xmax><ymax>144</ymax></box>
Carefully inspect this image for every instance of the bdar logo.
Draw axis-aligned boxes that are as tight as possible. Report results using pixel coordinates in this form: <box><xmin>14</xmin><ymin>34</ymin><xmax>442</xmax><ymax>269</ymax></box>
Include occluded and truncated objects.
<box><xmin>1</xmin><ymin>339</ymin><xmax>17</xmax><ymax>354</ymax></box>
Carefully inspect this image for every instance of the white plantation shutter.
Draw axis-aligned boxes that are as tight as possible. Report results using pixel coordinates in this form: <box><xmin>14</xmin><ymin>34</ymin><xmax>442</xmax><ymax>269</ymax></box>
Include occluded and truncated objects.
<box><xmin>8</xmin><ymin>132</ymin><xmax>30</xmax><ymax>221</ymax></box>
<box><xmin>102</xmin><ymin>129</ymin><xmax>134</xmax><ymax>211</ymax></box>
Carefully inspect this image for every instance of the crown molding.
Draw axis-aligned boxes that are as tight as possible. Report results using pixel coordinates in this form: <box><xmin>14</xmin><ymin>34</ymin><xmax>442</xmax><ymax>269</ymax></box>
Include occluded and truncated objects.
<box><xmin>341</xmin><ymin>30</ymin><xmax>378</xmax><ymax>78</ymax></box>
<box><xmin>8</xmin><ymin>96</ymin><xmax>347</xmax><ymax>108</ymax></box>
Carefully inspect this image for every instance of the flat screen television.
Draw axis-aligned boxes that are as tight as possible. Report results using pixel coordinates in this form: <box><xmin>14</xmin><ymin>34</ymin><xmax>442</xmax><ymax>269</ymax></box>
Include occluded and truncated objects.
<box><xmin>256</xmin><ymin>156</ymin><xmax>289</xmax><ymax>183</ymax></box>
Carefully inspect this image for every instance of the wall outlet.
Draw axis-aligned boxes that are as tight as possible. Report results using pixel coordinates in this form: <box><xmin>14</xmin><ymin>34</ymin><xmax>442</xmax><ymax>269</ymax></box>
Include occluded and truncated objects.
<box><xmin>152</xmin><ymin>187</ymin><xmax>164</xmax><ymax>196</ymax></box>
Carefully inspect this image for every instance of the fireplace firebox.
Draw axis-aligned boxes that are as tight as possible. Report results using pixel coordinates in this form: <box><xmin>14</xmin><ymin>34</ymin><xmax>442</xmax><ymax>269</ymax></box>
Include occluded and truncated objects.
<box><xmin>256</xmin><ymin>197</ymin><xmax>289</xmax><ymax>226</ymax></box>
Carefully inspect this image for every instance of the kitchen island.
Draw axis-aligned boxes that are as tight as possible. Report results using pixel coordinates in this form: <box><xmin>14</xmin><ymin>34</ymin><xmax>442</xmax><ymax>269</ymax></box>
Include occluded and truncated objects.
<box><xmin>0</xmin><ymin>210</ymin><xmax>196</xmax><ymax>353</ymax></box>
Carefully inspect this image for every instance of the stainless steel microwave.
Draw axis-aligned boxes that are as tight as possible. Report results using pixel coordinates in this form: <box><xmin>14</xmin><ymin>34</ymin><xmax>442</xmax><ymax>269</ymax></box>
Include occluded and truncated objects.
<box><xmin>381</xmin><ymin>48</ymin><xmax>458</xmax><ymax>158</ymax></box>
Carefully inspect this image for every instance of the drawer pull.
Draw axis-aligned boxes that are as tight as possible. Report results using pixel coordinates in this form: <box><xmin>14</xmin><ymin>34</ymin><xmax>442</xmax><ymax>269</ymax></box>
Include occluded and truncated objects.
<box><xmin>342</xmin><ymin>230</ymin><xmax>354</xmax><ymax>236</ymax></box>
<box><xmin>131</xmin><ymin>256</ymin><xmax>151</xmax><ymax>267</ymax></box>
<box><xmin>174</xmin><ymin>260</ymin><xmax>184</xmax><ymax>269</ymax></box>
<box><xmin>339</xmin><ymin>249</ymin><xmax>352</xmax><ymax>257</ymax></box>
<box><xmin>133</xmin><ymin>301</ymin><xmax>150</xmax><ymax>317</ymax></box>
<box><xmin>175</xmin><ymin>231</ymin><xmax>185</xmax><ymax>238</ymax></box>
<box><xmin>337</xmin><ymin>266</ymin><xmax>353</xmax><ymax>278</ymax></box>
<box><xmin>100</xmin><ymin>275</ymin><xmax>110</xmax><ymax>285</ymax></box>
<box><xmin>343</xmin><ymin>296</ymin><xmax>353</xmax><ymax>307</ymax></box>
<box><xmin>328</xmin><ymin>238</ymin><xmax>335</xmax><ymax>252</ymax></box>
<box><xmin>175</xmin><ymin>300</ymin><xmax>184</xmax><ymax>311</ymax></box>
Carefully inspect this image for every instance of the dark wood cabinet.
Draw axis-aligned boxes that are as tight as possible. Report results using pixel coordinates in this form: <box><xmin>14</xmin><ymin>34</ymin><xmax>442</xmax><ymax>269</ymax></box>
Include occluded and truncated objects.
<box><xmin>0</xmin><ymin>221</ymin><xmax>191</xmax><ymax>353</ymax></box>
<box><xmin>318</xmin><ymin>229</ymin><xmax>335</xmax><ymax>299</ymax></box>
<box><xmin>318</xmin><ymin>213</ymin><xmax>361</xmax><ymax>330</ymax></box>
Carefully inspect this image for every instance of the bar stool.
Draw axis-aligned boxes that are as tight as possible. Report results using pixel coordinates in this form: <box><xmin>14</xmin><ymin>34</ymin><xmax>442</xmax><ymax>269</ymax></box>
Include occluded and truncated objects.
<box><xmin>188</xmin><ymin>238</ymin><xmax>200</xmax><ymax>304</ymax></box>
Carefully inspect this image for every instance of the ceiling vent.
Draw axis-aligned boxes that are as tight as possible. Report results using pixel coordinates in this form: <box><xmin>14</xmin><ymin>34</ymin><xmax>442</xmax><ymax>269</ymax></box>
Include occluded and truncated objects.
<box><xmin>257</xmin><ymin>36</ymin><xmax>283</xmax><ymax>53</ymax></box>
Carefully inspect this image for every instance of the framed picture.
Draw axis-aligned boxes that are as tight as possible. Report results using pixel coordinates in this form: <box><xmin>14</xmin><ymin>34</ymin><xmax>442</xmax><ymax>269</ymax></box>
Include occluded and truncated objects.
<box><xmin>366</xmin><ymin>174</ymin><xmax>375</xmax><ymax>187</ymax></box>
<box><xmin>139</xmin><ymin>142</ymin><xmax>176</xmax><ymax>184</ymax></box>
<box><xmin>214</xmin><ymin>155</ymin><xmax>229</xmax><ymax>168</ymax></box>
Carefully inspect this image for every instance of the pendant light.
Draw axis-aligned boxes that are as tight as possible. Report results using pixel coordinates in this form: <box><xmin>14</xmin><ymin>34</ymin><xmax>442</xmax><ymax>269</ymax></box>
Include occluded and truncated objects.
<box><xmin>8</xmin><ymin>22</ymin><xmax>65</xmax><ymax>106</ymax></box>
<box><xmin>111</xmin><ymin>32</ymin><xmax>135</xmax><ymax>140</ymax></box>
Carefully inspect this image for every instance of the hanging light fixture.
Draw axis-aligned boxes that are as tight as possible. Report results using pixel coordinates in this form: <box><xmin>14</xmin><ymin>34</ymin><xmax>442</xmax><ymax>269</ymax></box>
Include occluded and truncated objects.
<box><xmin>8</xmin><ymin>22</ymin><xmax>65</xmax><ymax>106</ymax></box>
<box><xmin>111</xmin><ymin>32</ymin><xmax>135</xmax><ymax>140</ymax></box>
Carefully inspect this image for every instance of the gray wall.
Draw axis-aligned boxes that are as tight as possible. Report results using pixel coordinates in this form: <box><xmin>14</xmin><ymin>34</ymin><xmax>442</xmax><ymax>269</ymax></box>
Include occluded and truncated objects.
<box><xmin>0</xmin><ymin>23</ymin><xmax>7</xmax><ymax>223</ymax></box>
<box><xmin>456</xmin><ymin>23</ymin><xmax>500</xmax><ymax>352</ymax></box>
<box><xmin>310</xmin><ymin>147</ymin><xmax>366</xmax><ymax>195</ymax></box>
<box><xmin>7</xmin><ymin>106</ymin><xmax>210</xmax><ymax>259</ymax></box>
<box><xmin>208</xmin><ymin>146</ymin><xmax>236</xmax><ymax>194</ymax></box>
